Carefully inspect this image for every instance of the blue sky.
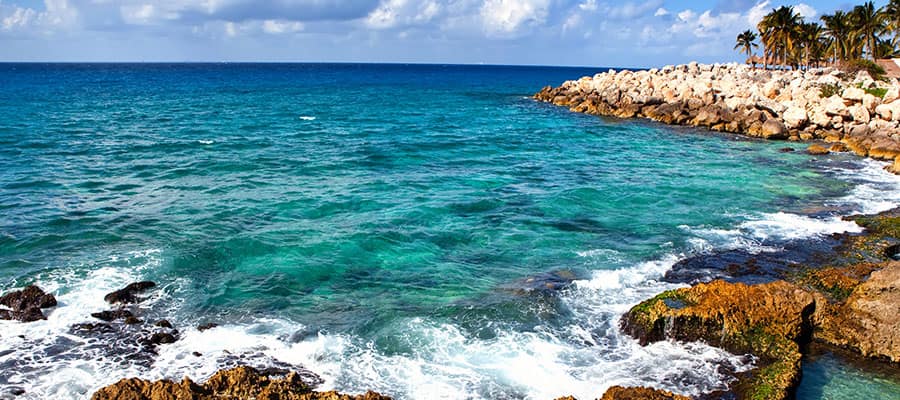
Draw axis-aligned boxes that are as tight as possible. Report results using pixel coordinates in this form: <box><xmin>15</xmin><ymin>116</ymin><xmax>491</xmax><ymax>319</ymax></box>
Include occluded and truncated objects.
<box><xmin>0</xmin><ymin>0</ymin><xmax>885</xmax><ymax>67</ymax></box>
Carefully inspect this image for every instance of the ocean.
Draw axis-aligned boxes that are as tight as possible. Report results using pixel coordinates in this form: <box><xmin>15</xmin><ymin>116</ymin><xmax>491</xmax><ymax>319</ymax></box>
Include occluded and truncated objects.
<box><xmin>1</xmin><ymin>63</ymin><xmax>899</xmax><ymax>399</ymax></box>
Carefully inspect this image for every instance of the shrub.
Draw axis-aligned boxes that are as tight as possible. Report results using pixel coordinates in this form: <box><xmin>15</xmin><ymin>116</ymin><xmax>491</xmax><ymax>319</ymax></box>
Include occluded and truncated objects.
<box><xmin>842</xmin><ymin>59</ymin><xmax>886</xmax><ymax>81</ymax></box>
<box><xmin>864</xmin><ymin>86</ymin><xmax>888</xmax><ymax>99</ymax></box>
<box><xmin>819</xmin><ymin>83</ymin><xmax>842</xmax><ymax>98</ymax></box>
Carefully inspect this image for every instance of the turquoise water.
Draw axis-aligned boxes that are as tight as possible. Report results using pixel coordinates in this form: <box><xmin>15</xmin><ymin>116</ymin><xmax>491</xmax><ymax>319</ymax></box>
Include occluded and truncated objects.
<box><xmin>1</xmin><ymin>64</ymin><xmax>899</xmax><ymax>399</ymax></box>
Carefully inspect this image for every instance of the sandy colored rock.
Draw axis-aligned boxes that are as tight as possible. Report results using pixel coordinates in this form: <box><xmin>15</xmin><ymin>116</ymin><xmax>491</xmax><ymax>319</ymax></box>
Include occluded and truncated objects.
<box><xmin>91</xmin><ymin>366</ymin><xmax>391</xmax><ymax>400</ymax></box>
<box><xmin>816</xmin><ymin>261</ymin><xmax>900</xmax><ymax>362</ymax></box>
<box><xmin>534</xmin><ymin>63</ymin><xmax>900</xmax><ymax>174</ymax></box>
<box><xmin>621</xmin><ymin>280</ymin><xmax>815</xmax><ymax>400</ymax></box>
<box><xmin>599</xmin><ymin>386</ymin><xmax>690</xmax><ymax>400</ymax></box>
<box><xmin>807</xmin><ymin>144</ymin><xmax>830</xmax><ymax>155</ymax></box>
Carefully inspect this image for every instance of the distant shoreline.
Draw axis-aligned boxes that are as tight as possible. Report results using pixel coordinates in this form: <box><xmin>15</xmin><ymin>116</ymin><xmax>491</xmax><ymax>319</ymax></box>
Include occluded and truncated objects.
<box><xmin>535</xmin><ymin>62</ymin><xmax>900</xmax><ymax>173</ymax></box>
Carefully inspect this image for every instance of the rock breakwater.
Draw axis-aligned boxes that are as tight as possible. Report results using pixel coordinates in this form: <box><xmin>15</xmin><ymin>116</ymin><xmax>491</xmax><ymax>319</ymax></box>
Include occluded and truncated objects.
<box><xmin>534</xmin><ymin>62</ymin><xmax>900</xmax><ymax>171</ymax></box>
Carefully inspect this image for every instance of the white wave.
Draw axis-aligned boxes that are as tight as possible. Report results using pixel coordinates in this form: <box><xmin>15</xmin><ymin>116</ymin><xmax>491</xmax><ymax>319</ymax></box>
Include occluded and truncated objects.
<box><xmin>144</xmin><ymin>315</ymin><xmax>750</xmax><ymax>400</ymax></box>
<box><xmin>198</xmin><ymin>139</ymin><xmax>214</xmax><ymax>145</ymax></box>
<box><xmin>740</xmin><ymin>212</ymin><xmax>862</xmax><ymax>241</ymax></box>
<box><xmin>299</xmin><ymin>116</ymin><xmax>316</xmax><ymax>121</ymax></box>
<box><xmin>0</xmin><ymin>249</ymin><xmax>168</xmax><ymax>400</ymax></box>
<box><xmin>832</xmin><ymin>158</ymin><xmax>900</xmax><ymax>214</ymax></box>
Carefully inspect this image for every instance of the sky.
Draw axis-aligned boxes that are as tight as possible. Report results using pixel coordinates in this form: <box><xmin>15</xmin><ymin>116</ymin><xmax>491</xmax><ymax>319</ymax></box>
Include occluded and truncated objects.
<box><xmin>0</xmin><ymin>0</ymin><xmax>887</xmax><ymax>67</ymax></box>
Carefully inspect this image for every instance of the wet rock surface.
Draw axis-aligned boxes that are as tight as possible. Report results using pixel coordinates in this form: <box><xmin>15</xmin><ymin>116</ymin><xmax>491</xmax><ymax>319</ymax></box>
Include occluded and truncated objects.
<box><xmin>599</xmin><ymin>386</ymin><xmax>692</xmax><ymax>400</ymax></box>
<box><xmin>621</xmin><ymin>208</ymin><xmax>900</xmax><ymax>399</ymax></box>
<box><xmin>104</xmin><ymin>281</ymin><xmax>157</xmax><ymax>304</ymax></box>
<box><xmin>0</xmin><ymin>285</ymin><xmax>57</xmax><ymax>322</ymax></box>
<box><xmin>91</xmin><ymin>366</ymin><xmax>391</xmax><ymax>400</ymax></box>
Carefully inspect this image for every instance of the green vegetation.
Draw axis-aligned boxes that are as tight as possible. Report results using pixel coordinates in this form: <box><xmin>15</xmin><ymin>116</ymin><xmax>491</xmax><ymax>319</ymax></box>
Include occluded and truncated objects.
<box><xmin>737</xmin><ymin>1</ymin><xmax>900</xmax><ymax>71</ymax></box>
<box><xmin>846</xmin><ymin>58</ymin><xmax>888</xmax><ymax>80</ymax></box>
<box><xmin>819</xmin><ymin>83</ymin><xmax>843</xmax><ymax>98</ymax></box>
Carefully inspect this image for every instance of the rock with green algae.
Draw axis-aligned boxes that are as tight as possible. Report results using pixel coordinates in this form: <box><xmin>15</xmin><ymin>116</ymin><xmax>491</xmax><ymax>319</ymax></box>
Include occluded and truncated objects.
<box><xmin>91</xmin><ymin>366</ymin><xmax>391</xmax><ymax>400</ymax></box>
<box><xmin>621</xmin><ymin>280</ymin><xmax>816</xmax><ymax>400</ymax></box>
<box><xmin>553</xmin><ymin>386</ymin><xmax>690</xmax><ymax>400</ymax></box>
<box><xmin>814</xmin><ymin>261</ymin><xmax>900</xmax><ymax>362</ymax></box>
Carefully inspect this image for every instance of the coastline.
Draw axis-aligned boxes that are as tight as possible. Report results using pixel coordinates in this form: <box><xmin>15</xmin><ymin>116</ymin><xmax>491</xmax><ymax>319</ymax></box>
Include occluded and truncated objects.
<box><xmin>2</xmin><ymin>63</ymin><xmax>900</xmax><ymax>400</ymax></box>
<box><xmin>535</xmin><ymin>63</ymin><xmax>900</xmax><ymax>400</ymax></box>
<box><xmin>534</xmin><ymin>62</ymin><xmax>900</xmax><ymax>173</ymax></box>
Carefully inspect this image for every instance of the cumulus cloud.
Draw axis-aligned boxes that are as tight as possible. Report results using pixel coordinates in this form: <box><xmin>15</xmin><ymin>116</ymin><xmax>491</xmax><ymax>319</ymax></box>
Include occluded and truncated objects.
<box><xmin>365</xmin><ymin>0</ymin><xmax>441</xmax><ymax>29</ymax></box>
<box><xmin>480</xmin><ymin>0</ymin><xmax>550</xmax><ymax>37</ymax></box>
<box><xmin>1</xmin><ymin>0</ymin><xmax>77</xmax><ymax>33</ymax></box>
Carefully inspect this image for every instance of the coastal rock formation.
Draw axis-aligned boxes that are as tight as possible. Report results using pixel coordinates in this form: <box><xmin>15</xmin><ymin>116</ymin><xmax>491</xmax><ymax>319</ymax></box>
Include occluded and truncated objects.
<box><xmin>599</xmin><ymin>386</ymin><xmax>691</xmax><ymax>400</ymax></box>
<box><xmin>104</xmin><ymin>281</ymin><xmax>157</xmax><ymax>304</ymax></box>
<box><xmin>0</xmin><ymin>285</ymin><xmax>57</xmax><ymax>322</ymax></box>
<box><xmin>91</xmin><ymin>366</ymin><xmax>391</xmax><ymax>400</ymax></box>
<box><xmin>622</xmin><ymin>209</ymin><xmax>900</xmax><ymax>399</ymax></box>
<box><xmin>621</xmin><ymin>280</ymin><xmax>814</xmax><ymax>400</ymax></box>
<box><xmin>535</xmin><ymin>63</ymin><xmax>900</xmax><ymax>171</ymax></box>
<box><xmin>815</xmin><ymin>261</ymin><xmax>900</xmax><ymax>362</ymax></box>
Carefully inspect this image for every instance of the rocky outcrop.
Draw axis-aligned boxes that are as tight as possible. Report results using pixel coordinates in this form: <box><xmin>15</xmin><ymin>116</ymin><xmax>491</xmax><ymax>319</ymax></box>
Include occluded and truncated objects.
<box><xmin>621</xmin><ymin>280</ymin><xmax>814</xmax><ymax>400</ymax></box>
<box><xmin>621</xmin><ymin>208</ymin><xmax>900</xmax><ymax>399</ymax></box>
<box><xmin>0</xmin><ymin>285</ymin><xmax>57</xmax><ymax>322</ymax></box>
<box><xmin>104</xmin><ymin>281</ymin><xmax>157</xmax><ymax>304</ymax></box>
<box><xmin>815</xmin><ymin>261</ymin><xmax>900</xmax><ymax>362</ymax></box>
<box><xmin>91</xmin><ymin>366</ymin><xmax>391</xmax><ymax>400</ymax></box>
<box><xmin>535</xmin><ymin>63</ymin><xmax>900</xmax><ymax>172</ymax></box>
<box><xmin>599</xmin><ymin>386</ymin><xmax>691</xmax><ymax>400</ymax></box>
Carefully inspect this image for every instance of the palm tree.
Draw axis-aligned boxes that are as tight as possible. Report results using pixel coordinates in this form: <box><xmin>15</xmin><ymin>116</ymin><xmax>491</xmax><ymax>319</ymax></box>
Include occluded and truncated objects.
<box><xmin>851</xmin><ymin>1</ymin><xmax>886</xmax><ymax>61</ymax></box>
<box><xmin>735</xmin><ymin>30</ymin><xmax>759</xmax><ymax>67</ymax></box>
<box><xmin>821</xmin><ymin>11</ymin><xmax>854</xmax><ymax>64</ymax></box>
<box><xmin>798</xmin><ymin>22</ymin><xmax>825</xmax><ymax>69</ymax></box>
<box><xmin>758</xmin><ymin>6</ymin><xmax>802</xmax><ymax>69</ymax></box>
<box><xmin>884</xmin><ymin>0</ymin><xmax>900</xmax><ymax>47</ymax></box>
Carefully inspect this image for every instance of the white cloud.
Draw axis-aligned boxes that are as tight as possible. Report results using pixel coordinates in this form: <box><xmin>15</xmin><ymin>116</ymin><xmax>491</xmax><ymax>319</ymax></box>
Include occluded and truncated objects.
<box><xmin>746</xmin><ymin>0</ymin><xmax>770</xmax><ymax>26</ymax></box>
<box><xmin>578</xmin><ymin>0</ymin><xmax>597</xmax><ymax>12</ymax></box>
<box><xmin>480</xmin><ymin>0</ymin><xmax>549</xmax><ymax>37</ymax></box>
<box><xmin>654</xmin><ymin>7</ymin><xmax>669</xmax><ymax>17</ymax></box>
<box><xmin>1</xmin><ymin>0</ymin><xmax>78</xmax><ymax>33</ymax></box>
<box><xmin>261</xmin><ymin>19</ymin><xmax>304</xmax><ymax>34</ymax></box>
<box><xmin>794</xmin><ymin>3</ymin><xmax>816</xmax><ymax>19</ymax></box>
<box><xmin>365</xmin><ymin>0</ymin><xmax>442</xmax><ymax>29</ymax></box>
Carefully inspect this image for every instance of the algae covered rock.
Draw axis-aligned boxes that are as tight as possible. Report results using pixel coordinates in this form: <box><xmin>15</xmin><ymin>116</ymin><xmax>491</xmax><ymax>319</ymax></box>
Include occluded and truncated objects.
<box><xmin>621</xmin><ymin>280</ymin><xmax>815</xmax><ymax>400</ymax></box>
<box><xmin>815</xmin><ymin>261</ymin><xmax>900</xmax><ymax>362</ymax></box>
<box><xmin>91</xmin><ymin>366</ymin><xmax>391</xmax><ymax>400</ymax></box>
<box><xmin>599</xmin><ymin>386</ymin><xmax>690</xmax><ymax>400</ymax></box>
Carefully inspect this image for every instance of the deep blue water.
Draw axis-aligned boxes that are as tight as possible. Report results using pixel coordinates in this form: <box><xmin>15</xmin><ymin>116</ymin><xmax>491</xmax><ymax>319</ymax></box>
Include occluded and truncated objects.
<box><xmin>1</xmin><ymin>63</ymin><xmax>899</xmax><ymax>399</ymax></box>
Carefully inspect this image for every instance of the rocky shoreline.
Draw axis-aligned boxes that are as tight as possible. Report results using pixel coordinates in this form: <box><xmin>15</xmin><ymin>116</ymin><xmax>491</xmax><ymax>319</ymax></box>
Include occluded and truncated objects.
<box><xmin>5</xmin><ymin>211</ymin><xmax>897</xmax><ymax>400</ymax></box>
<box><xmin>534</xmin><ymin>62</ymin><xmax>900</xmax><ymax>172</ymax></box>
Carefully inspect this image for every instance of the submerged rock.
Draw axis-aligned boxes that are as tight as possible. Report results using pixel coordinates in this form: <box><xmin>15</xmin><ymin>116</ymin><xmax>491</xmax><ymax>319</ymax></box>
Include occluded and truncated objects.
<box><xmin>91</xmin><ymin>366</ymin><xmax>391</xmax><ymax>400</ymax></box>
<box><xmin>104</xmin><ymin>281</ymin><xmax>157</xmax><ymax>304</ymax></box>
<box><xmin>0</xmin><ymin>285</ymin><xmax>57</xmax><ymax>322</ymax></box>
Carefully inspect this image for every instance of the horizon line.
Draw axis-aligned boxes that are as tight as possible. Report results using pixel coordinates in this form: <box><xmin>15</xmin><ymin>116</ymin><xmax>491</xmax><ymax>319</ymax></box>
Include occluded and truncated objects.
<box><xmin>0</xmin><ymin>60</ymin><xmax>650</xmax><ymax>69</ymax></box>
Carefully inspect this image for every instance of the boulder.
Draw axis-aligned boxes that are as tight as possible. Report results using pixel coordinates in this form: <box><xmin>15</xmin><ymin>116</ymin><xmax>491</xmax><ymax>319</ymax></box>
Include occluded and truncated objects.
<box><xmin>815</xmin><ymin>262</ymin><xmax>900</xmax><ymax>362</ymax></box>
<box><xmin>91</xmin><ymin>366</ymin><xmax>391</xmax><ymax>400</ymax></box>
<box><xmin>0</xmin><ymin>285</ymin><xmax>57</xmax><ymax>322</ymax></box>
<box><xmin>621</xmin><ymin>280</ymin><xmax>815</xmax><ymax>400</ymax></box>
<box><xmin>849</xmin><ymin>104</ymin><xmax>871</xmax><ymax>124</ymax></box>
<box><xmin>600</xmin><ymin>386</ymin><xmax>690</xmax><ymax>400</ymax></box>
<box><xmin>104</xmin><ymin>281</ymin><xmax>156</xmax><ymax>304</ymax></box>
<box><xmin>782</xmin><ymin>106</ymin><xmax>808</xmax><ymax>129</ymax></box>
<box><xmin>807</xmin><ymin>144</ymin><xmax>830</xmax><ymax>155</ymax></box>
<box><xmin>824</xmin><ymin>95</ymin><xmax>850</xmax><ymax>117</ymax></box>
<box><xmin>875</xmin><ymin>103</ymin><xmax>893</xmax><ymax>120</ymax></box>
<box><xmin>842</xmin><ymin>87</ymin><xmax>866</xmax><ymax>102</ymax></box>
<box><xmin>760</xmin><ymin>119</ymin><xmax>789</xmax><ymax>139</ymax></box>
<box><xmin>884</xmin><ymin>87</ymin><xmax>900</xmax><ymax>104</ymax></box>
